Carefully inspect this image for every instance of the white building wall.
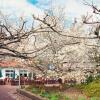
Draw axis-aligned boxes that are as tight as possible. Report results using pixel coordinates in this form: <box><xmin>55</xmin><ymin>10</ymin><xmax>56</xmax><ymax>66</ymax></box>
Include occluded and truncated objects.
<box><xmin>1</xmin><ymin>68</ymin><xmax>6</xmax><ymax>79</ymax></box>
<box><xmin>1</xmin><ymin>68</ymin><xmax>14</xmax><ymax>79</ymax></box>
<box><xmin>14</xmin><ymin>68</ymin><xmax>19</xmax><ymax>78</ymax></box>
<box><xmin>1</xmin><ymin>68</ymin><xmax>30</xmax><ymax>79</ymax></box>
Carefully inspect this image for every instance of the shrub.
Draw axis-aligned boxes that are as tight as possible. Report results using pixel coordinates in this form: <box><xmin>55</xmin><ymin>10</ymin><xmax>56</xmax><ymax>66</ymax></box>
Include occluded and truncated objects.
<box><xmin>83</xmin><ymin>80</ymin><xmax>100</xmax><ymax>97</ymax></box>
<box><xmin>48</xmin><ymin>94</ymin><xmax>59</xmax><ymax>100</ymax></box>
<box><xmin>32</xmin><ymin>87</ymin><xmax>39</xmax><ymax>94</ymax></box>
<box><xmin>78</xmin><ymin>96</ymin><xmax>86</xmax><ymax>100</ymax></box>
<box><xmin>85</xmin><ymin>75</ymin><xmax>94</xmax><ymax>84</ymax></box>
<box><xmin>90</xmin><ymin>97</ymin><xmax>98</xmax><ymax>100</ymax></box>
<box><xmin>65</xmin><ymin>96</ymin><xmax>70</xmax><ymax>100</ymax></box>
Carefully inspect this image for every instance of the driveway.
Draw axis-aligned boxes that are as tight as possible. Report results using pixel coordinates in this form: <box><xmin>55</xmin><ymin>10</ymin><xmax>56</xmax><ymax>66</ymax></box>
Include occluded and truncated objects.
<box><xmin>0</xmin><ymin>85</ymin><xmax>31</xmax><ymax>100</ymax></box>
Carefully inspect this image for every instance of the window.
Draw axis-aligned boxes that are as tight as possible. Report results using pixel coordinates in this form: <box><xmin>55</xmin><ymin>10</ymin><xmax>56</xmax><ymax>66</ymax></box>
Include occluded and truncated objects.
<box><xmin>24</xmin><ymin>74</ymin><xmax>27</xmax><ymax>77</ymax></box>
<box><xmin>5</xmin><ymin>70</ymin><xmax>14</xmax><ymax>72</ymax></box>
<box><xmin>5</xmin><ymin>69</ymin><xmax>15</xmax><ymax>78</ymax></box>
<box><xmin>20</xmin><ymin>70</ymin><xmax>28</xmax><ymax>77</ymax></box>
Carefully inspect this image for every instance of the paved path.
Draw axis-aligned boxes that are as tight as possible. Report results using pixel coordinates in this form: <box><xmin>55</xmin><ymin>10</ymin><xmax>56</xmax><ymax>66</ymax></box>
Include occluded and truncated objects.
<box><xmin>0</xmin><ymin>85</ymin><xmax>31</xmax><ymax>100</ymax></box>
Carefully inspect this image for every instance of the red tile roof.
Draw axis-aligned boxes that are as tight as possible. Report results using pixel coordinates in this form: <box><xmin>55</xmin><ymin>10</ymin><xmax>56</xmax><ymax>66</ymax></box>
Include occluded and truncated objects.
<box><xmin>0</xmin><ymin>61</ymin><xmax>24</xmax><ymax>68</ymax></box>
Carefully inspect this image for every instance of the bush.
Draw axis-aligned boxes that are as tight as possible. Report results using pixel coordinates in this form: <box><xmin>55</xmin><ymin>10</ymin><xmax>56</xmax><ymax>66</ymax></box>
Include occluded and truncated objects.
<box><xmin>83</xmin><ymin>79</ymin><xmax>100</xmax><ymax>97</ymax></box>
<box><xmin>32</xmin><ymin>87</ymin><xmax>39</xmax><ymax>94</ymax></box>
<box><xmin>85</xmin><ymin>75</ymin><xmax>94</xmax><ymax>84</ymax></box>
<box><xmin>40</xmin><ymin>91</ymin><xmax>49</xmax><ymax>98</ymax></box>
<box><xmin>65</xmin><ymin>96</ymin><xmax>70</xmax><ymax>100</ymax></box>
<box><xmin>75</xmin><ymin>78</ymin><xmax>100</xmax><ymax>98</ymax></box>
<box><xmin>78</xmin><ymin>96</ymin><xmax>86</xmax><ymax>100</ymax></box>
<box><xmin>48</xmin><ymin>94</ymin><xmax>59</xmax><ymax>100</ymax></box>
<box><xmin>90</xmin><ymin>97</ymin><xmax>98</xmax><ymax>100</ymax></box>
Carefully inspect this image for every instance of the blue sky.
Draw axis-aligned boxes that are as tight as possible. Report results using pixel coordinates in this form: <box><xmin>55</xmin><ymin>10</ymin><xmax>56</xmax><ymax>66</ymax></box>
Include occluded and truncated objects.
<box><xmin>0</xmin><ymin>0</ymin><xmax>100</xmax><ymax>27</ymax></box>
<box><xmin>27</xmin><ymin>0</ymin><xmax>38</xmax><ymax>4</ymax></box>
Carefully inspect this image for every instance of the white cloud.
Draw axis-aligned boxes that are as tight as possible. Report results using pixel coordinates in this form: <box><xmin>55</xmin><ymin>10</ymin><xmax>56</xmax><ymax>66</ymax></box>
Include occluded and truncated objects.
<box><xmin>36</xmin><ymin>0</ymin><xmax>100</xmax><ymax>20</ymax></box>
<box><xmin>0</xmin><ymin>0</ymin><xmax>43</xmax><ymax>18</ymax></box>
<box><xmin>0</xmin><ymin>0</ymin><xmax>99</xmax><ymax>23</ymax></box>
<box><xmin>52</xmin><ymin>0</ymin><xmax>91</xmax><ymax>18</ymax></box>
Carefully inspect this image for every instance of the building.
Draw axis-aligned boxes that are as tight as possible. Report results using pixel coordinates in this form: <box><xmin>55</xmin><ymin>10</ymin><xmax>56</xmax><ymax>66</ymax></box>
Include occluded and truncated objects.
<box><xmin>0</xmin><ymin>60</ymin><xmax>33</xmax><ymax>79</ymax></box>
